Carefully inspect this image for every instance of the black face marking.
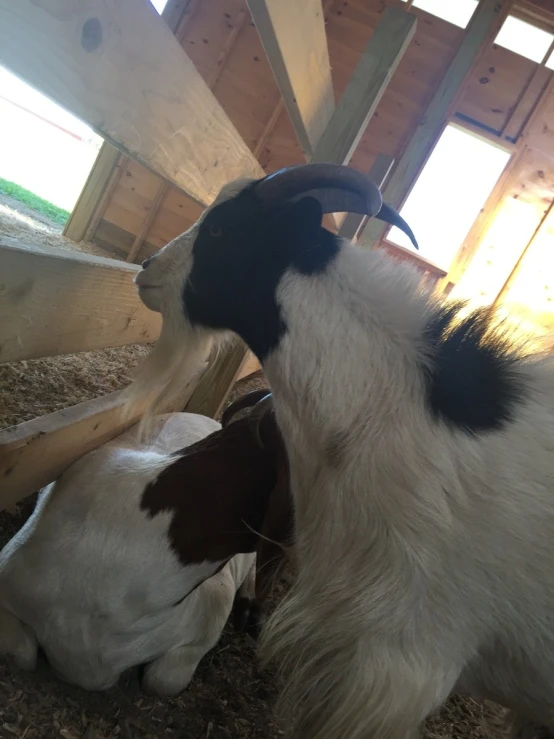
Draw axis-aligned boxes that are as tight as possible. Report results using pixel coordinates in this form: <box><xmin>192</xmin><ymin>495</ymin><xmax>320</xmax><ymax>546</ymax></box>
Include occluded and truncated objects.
<box><xmin>183</xmin><ymin>184</ymin><xmax>340</xmax><ymax>361</ymax></box>
<box><xmin>422</xmin><ymin>302</ymin><xmax>527</xmax><ymax>434</ymax></box>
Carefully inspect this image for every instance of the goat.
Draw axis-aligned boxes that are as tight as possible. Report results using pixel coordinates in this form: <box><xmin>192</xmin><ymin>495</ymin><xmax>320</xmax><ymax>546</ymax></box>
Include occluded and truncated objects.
<box><xmin>0</xmin><ymin>393</ymin><xmax>291</xmax><ymax>696</ymax></box>
<box><xmin>127</xmin><ymin>162</ymin><xmax>554</xmax><ymax>738</ymax></box>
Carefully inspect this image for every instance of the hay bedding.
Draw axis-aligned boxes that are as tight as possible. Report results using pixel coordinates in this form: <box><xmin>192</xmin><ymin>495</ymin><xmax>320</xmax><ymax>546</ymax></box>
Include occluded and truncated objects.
<box><xmin>0</xmin><ymin>206</ymin><xmax>509</xmax><ymax>737</ymax></box>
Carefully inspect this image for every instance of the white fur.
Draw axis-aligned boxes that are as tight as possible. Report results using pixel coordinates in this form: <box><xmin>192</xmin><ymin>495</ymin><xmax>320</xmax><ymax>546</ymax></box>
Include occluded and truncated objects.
<box><xmin>128</xmin><ymin>183</ymin><xmax>554</xmax><ymax>736</ymax></box>
<box><xmin>0</xmin><ymin>413</ymin><xmax>255</xmax><ymax>695</ymax></box>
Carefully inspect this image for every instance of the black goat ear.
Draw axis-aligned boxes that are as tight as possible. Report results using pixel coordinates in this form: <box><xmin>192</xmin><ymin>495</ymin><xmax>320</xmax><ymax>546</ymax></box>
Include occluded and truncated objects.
<box><xmin>273</xmin><ymin>196</ymin><xmax>324</xmax><ymax>246</ymax></box>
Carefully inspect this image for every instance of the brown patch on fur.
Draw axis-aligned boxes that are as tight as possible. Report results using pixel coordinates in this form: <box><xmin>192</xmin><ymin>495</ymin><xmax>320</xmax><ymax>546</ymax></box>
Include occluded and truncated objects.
<box><xmin>141</xmin><ymin>418</ymin><xmax>277</xmax><ymax>566</ymax></box>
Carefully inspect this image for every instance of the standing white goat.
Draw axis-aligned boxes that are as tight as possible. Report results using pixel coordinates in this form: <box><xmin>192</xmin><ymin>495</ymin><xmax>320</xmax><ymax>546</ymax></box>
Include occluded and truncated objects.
<box><xmin>127</xmin><ymin>163</ymin><xmax>554</xmax><ymax>738</ymax></box>
<box><xmin>0</xmin><ymin>413</ymin><xmax>256</xmax><ymax>696</ymax></box>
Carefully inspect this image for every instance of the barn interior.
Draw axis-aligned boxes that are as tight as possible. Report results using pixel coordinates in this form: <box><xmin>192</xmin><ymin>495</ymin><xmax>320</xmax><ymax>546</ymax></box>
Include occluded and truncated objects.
<box><xmin>1</xmin><ymin>0</ymin><xmax>554</xmax><ymax>736</ymax></box>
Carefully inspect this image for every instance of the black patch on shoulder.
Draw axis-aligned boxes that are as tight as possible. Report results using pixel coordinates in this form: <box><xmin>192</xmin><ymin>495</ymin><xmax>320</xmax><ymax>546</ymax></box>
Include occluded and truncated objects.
<box><xmin>422</xmin><ymin>302</ymin><xmax>527</xmax><ymax>434</ymax></box>
<box><xmin>183</xmin><ymin>184</ymin><xmax>340</xmax><ymax>361</ymax></box>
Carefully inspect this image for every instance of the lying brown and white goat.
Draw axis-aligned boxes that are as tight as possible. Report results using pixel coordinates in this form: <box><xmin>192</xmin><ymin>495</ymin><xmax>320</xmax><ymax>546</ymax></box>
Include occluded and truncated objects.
<box><xmin>0</xmin><ymin>392</ymin><xmax>291</xmax><ymax>696</ymax></box>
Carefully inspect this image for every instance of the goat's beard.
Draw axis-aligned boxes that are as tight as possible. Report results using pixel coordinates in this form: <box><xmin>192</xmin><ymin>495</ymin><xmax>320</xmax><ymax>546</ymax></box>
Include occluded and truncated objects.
<box><xmin>122</xmin><ymin>306</ymin><xmax>214</xmax><ymax>438</ymax></box>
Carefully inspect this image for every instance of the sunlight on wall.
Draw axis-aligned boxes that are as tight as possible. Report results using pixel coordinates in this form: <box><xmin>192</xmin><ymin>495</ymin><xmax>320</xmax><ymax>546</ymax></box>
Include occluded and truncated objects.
<box><xmin>387</xmin><ymin>125</ymin><xmax>511</xmax><ymax>271</ymax></box>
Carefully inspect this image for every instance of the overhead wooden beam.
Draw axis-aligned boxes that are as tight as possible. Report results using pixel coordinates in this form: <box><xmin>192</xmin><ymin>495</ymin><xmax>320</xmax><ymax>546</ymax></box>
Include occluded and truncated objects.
<box><xmin>311</xmin><ymin>6</ymin><xmax>416</xmax><ymax>165</ymax></box>
<box><xmin>247</xmin><ymin>0</ymin><xmax>335</xmax><ymax>159</ymax></box>
<box><xmin>338</xmin><ymin>154</ymin><xmax>395</xmax><ymax>241</ymax></box>
<box><xmin>0</xmin><ymin>236</ymin><xmax>161</xmax><ymax>363</ymax></box>
<box><xmin>361</xmin><ymin>0</ymin><xmax>511</xmax><ymax>248</ymax></box>
<box><xmin>0</xmin><ymin>0</ymin><xmax>264</xmax><ymax>207</ymax></box>
<box><xmin>0</xmin><ymin>374</ymin><xmax>203</xmax><ymax>510</ymax></box>
<box><xmin>63</xmin><ymin>0</ymin><xmax>196</xmax><ymax>244</ymax></box>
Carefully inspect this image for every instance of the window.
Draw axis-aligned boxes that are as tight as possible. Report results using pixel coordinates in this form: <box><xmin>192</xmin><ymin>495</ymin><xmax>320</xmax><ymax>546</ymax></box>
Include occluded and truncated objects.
<box><xmin>386</xmin><ymin>124</ymin><xmax>511</xmax><ymax>272</ymax></box>
<box><xmin>400</xmin><ymin>0</ymin><xmax>478</xmax><ymax>29</ymax></box>
<box><xmin>150</xmin><ymin>0</ymin><xmax>169</xmax><ymax>12</ymax></box>
<box><xmin>494</xmin><ymin>16</ymin><xmax>554</xmax><ymax>63</ymax></box>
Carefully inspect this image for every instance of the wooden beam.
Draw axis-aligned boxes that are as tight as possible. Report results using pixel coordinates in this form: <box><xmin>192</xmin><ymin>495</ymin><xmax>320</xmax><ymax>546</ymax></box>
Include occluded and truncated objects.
<box><xmin>361</xmin><ymin>0</ymin><xmax>512</xmax><ymax>247</ymax></box>
<box><xmin>338</xmin><ymin>153</ymin><xmax>395</xmax><ymax>241</ymax></box>
<box><xmin>0</xmin><ymin>235</ymin><xmax>161</xmax><ymax>363</ymax></box>
<box><xmin>63</xmin><ymin>0</ymin><xmax>201</xmax><ymax>244</ymax></box>
<box><xmin>247</xmin><ymin>0</ymin><xmax>335</xmax><ymax>158</ymax></box>
<box><xmin>311</xmin><ymin>6</ymin><xmax>416</xmax><ymax>165</ymax></box>
<box><xmin>0</xmin><ymin>375</ymin><xmax>202</xmax><ymax>510</ymax></box>
<box><xmin>0</xmin><ymin>0</ymin><xmax>264</xmax><ymax>207</ymax></box>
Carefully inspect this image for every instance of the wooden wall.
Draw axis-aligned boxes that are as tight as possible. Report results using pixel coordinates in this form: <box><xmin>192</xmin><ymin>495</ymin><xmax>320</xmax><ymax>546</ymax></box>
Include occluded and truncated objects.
<box><xmin>86</xmin><ymin>0</ymin><xmax>462</xmax><ymax>262</ymax></box>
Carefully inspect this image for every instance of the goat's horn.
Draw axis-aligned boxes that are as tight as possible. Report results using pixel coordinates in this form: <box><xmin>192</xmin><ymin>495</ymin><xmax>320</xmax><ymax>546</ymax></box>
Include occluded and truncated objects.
<box><xmin>255</xmin><ymin>163</ymin><xmax>418</xmax><ymax>250</ymax></box>
<box><xmin>248</xmin><ymin>393</ymin><xmax>274</xmax><ymax>450</ymax></box>
<box><xmin>221</xmin><ymin>388</ymin><xmax>273</xmax><ymax>427</ymax></box>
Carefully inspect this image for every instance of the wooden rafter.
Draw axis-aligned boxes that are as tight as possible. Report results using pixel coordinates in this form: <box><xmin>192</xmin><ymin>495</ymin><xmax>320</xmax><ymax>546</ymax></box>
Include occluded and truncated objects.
<box><xmin>247</xmin><ymin>0</ymin><xmax>335</xmax><ymax>158</ymax></box>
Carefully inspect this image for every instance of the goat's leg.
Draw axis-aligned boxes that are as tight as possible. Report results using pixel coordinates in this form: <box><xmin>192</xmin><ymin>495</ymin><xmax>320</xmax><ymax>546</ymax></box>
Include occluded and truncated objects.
<box><xmin>142</xmin><ymin>558</ymin><xmax>248</xmax><ymax>696</ymax></box>
<box><xmin>234</xmin><ymin>559</ymin><xmax>261</xmax><ymax>635</ymax></box>
<box><xmin>0</xmin><ymin>607</ymin><xmax>37</xmax><ymax>671</ymax></box>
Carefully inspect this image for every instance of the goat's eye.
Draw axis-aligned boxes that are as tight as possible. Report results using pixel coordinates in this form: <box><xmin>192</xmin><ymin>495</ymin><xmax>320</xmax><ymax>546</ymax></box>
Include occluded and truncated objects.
<box><xmin>209</xmin><ymin>223</ymin><xmax>222</xmax><ymax>237</ymax></box>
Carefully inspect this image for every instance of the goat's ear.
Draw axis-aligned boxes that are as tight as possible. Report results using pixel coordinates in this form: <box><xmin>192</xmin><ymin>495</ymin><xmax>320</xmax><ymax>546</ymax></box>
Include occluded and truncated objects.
<box><xmin>273</xmin><ymin>196</ymin><xmax>324</xmax><ymax>246</ymax></box>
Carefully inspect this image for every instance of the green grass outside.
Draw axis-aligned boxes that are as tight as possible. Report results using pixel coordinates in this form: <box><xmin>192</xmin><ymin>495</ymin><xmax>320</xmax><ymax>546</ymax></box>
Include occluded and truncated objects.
<box><xmin>0</xmin><ymin>177</ymin><xmax>70</xmax><ymax>226</ymax></box>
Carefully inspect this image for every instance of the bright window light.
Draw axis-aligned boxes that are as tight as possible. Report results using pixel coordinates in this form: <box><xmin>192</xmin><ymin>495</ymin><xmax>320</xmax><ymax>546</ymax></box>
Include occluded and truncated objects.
<box><xmin>494</xmin><ymin>16</ymin><xmax>554</xmax><ymax>63</ymax></box>
<box><xmin>150</xmin><ymin>0</ymin><xmax>169</xmax><ymax>13</ymax></box>
<box><xmin>0</xmin><ymin>67</ymin><xmax>103</xmax><ymax>211</ymax></box>
<box><xmin>387</xmin><ymin>125</ymin><xmax>511</xmax><ymax>272</ymax></box>
<box><xmin>400</xmin><ymin>0</ymin><xmax>478</xmax><ymax>28</ymax></box>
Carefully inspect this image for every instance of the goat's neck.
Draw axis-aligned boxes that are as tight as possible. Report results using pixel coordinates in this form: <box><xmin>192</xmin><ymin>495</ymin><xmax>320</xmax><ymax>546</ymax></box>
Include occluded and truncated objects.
<box><xmin>264</xmin><ymin>246</ymin><xmax>431</xmax><ymax>448</ymax></box>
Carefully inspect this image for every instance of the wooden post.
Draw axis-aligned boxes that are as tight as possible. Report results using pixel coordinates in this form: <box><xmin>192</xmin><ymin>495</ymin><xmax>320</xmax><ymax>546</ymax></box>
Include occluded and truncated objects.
<box><xmin>247</xmin><ymin>0</ymin><xmax>335</xmax><ymax>158</ymax></box>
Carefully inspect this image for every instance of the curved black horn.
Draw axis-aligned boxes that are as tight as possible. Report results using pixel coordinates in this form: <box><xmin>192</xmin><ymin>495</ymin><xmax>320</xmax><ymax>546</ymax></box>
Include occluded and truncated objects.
<box><xmin>221</xmin><ymin>389</ymin><xmax>273</xmax><ymax>428</ymax></box>
<box><xmin>255</xmin><ymin>163</ymin><xmax>418</xmax><ymax>250</ymax></box>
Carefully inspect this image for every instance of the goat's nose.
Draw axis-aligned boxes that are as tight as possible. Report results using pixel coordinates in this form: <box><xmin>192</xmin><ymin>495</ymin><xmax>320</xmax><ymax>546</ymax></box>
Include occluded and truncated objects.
<box><xmin>142</xmin><ymin>257</ymin><xmax>153</xmax><ymax>269</ymax></box>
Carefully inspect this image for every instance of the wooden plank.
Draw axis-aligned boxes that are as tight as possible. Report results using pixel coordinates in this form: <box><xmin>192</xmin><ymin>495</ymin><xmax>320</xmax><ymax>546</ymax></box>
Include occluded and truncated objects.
<box><xmin>338</xmin><ymin>153</ymin><xmax>395</xmax><ymax>241</ymax></box>
<box><xmin>247</xmin><ymin>0</ymin><xmax>335</xmax><ymax>158</ymax></box>
<box><xmin>0</xmin><ymin>0</ymin><xmax>264</xmax><ymax>207</ymax></box>
<box><xmin>63</xmin><ymin>144</ymin><xmax>121</xmax><ymax>242</ymax></box>
<box><xmin>311</xmin><ymin>6</ymin><xmax>416</xmax><ymax>164</ymax></box>
<box><xmin>361</xmin><ymin>0</ymin><xmax>512</xmax><ymax>247</ymax></box>
<box><xmin>0</xmin><ymin>235</ymin><xmax>161</xmax><ymax>363</ymax></box>
<box><xmin>64</xmin><ymin>0</ymin><xmax>200</xmax><ymax>244</ymax></box>
<box><xmin>0</xmin><ymin>376</ymin><xmax>202</xmax><ymax>510</ymax></box>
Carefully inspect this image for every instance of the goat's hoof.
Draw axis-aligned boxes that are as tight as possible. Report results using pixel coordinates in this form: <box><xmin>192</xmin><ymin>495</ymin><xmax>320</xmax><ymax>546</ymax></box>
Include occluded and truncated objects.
<box><xmin>234</xmin><ymin>597</ymin><xmax>262</xmax><ymax>638</ymax></box>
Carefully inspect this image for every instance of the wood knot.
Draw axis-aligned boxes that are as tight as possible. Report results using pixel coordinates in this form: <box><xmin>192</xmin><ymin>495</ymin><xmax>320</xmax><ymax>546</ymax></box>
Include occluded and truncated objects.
<box><xmin>82</xmin><ymin>18</ymin><xmax>103</xmax><ymax>52</ymax></box>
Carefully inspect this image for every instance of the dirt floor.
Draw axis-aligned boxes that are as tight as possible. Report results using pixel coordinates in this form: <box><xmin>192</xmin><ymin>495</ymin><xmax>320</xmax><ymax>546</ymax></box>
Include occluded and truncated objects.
<box><xmin>0</xmin><ymin>202</ymin><xmax>510</xmax><ymax>738</ymax></box>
